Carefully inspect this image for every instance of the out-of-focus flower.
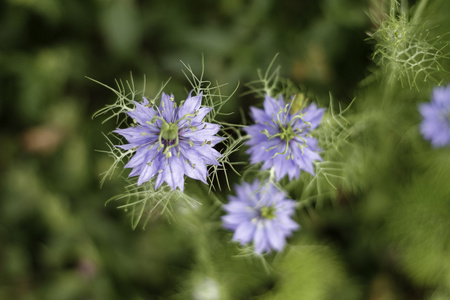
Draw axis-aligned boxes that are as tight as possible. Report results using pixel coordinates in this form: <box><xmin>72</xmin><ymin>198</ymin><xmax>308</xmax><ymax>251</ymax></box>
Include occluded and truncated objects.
<box><xmin>192</xmin><ymin>277</ymin><xmax>220</xmax><ymax>300</ymax></box>
<box><xmin>114</xmin><ymin>92</ymin><xmax>223</xmax><ymax>191</ymax></box>
<box><xmin>222</xmin><ymin>180</ymin><xmax>299</xmax><ymax>254</ymax></box>
<box><xmin>419</xmin><ymin>85</ymin><xmax>450</xmax><ymax>148</ymax></box>
<box><xmin>21</xmin><ymin>125</ymin><xmax>65</xmax><ymax>155</ymax></box>
<box><xmin>244</xmin><ymin>94</ymin><xmax>325</xmax><ymax>180</ymax></box>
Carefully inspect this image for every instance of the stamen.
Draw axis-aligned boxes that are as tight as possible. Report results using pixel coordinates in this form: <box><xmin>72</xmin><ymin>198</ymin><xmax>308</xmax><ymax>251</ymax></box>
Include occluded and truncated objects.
<box><xmin>261</xmin><ymin>129</ymin><xmax>270</xmax><ymax>138</ymax></box>
<box><xmin>148</xmin><ymin>115</ymin><xmax>166</xmax><ymax>124</ymax></box>
<box><xmin>271</xmin><ymin>140</ymin><xmax>290</xmax><ymax>158</ymax></box>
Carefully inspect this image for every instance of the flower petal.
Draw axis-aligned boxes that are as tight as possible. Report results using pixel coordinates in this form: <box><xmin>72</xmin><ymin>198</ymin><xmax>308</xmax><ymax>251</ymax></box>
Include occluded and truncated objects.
<box><xmin>232</xmin><ymin>221</ymin><xmax>256</xmax><ymax>245</ymax></box>
<box><xmin>253</xmin><ymin>222</ymin><xmax>269</xmax><ymax>254</ymax></box>
<box><xmin>114</xmin><ymin>91</ymin><xmax>223</xmax><ymax>191</ymax></box>
<box><xmin>177</xmin><ymin>91</ymin><xmax>202</xmax><ymax>119</ymax></box>
<box><xmin>222</xmin><ymin>180</ymin><xmax>299</xmax><ymax>254</ymax></box>
<box><xmin>163</xmin><ymin>155</ymin><xmax>185</xmax><ymax>191</ymax></box>
<box><xmin>128</xmin><ymin>100</ymin><xmax>157</xmax><ymax>125</ymax></box>
<box><xmin>160</xmin><ymin>92</ymin><xmax>177</xmax><ymax>122</ymax></box>
<box><xmin>265</xmin><ymin>221</ymin><xmax>285</xmax><ymax>252</ymax></box>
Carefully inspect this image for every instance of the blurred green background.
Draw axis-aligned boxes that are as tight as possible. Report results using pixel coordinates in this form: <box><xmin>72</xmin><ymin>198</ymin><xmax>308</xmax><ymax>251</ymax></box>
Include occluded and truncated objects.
<box><xmin>1</xmin><ymin>0</ymin><xmax>450</xmax><ymax>299</ymax></box>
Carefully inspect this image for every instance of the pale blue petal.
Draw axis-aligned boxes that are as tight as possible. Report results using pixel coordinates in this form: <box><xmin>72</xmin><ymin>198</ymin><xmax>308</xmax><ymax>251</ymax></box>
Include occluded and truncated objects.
<box><xmin>164</xmin><ymin>155</ymin><xmax>185</xmax><ymax>191</ymax></box>
<box><xmin>263</xmin><ymin>94</ymin><xmax>281</xmax><ymax>117</ymax></box>
<box><xmin>128</xmin><ymin>100</ymin><xmax>157</xmax><ymax>125</ymax></box>
<box><xmin>302</xmin><ymin>103</ymin><xmax>325</xmax><ymax>129</ymax></box>
<box><xmin>253</xmin><ymin>222</ymin><xmax>269</xmax><ymax>254</ymax></box>
<box><xmin>190</xmin><ymin>107</ymin><xmax>212</xmax><ymax>125</ymax></box>
<box><xmin>160</xmin><ymin>93</ymin><xmax>177</xmax><ymax>122</ymax></box>
<box><xmin>250</xmin><ymin>107</ymin><xmax>272</xmax><ymax>124</ymax></box>
<box><xmin>180</xmin><ymin>148</ymin><xmax>208</xmax><ymax>183</ymax></box>
<box><xmin>233</xmin><ymin>222</ymin><xmax>256</xmax><ymax>245</ymax></box>
<box><xmin>177</xmin><ymin>91</ymin><xmax>202</xmax><ymax>119</ymax></box>
<box><xmin>137</xmin><ymin>159</ymin><xmax>162</xmax><ymax>186</ymax></box>
<box><xmin>265</xmin><ymin>221</ymin><xmax>285</xmax><ymax>252</ymax></box>
<box><xmin>155</xmin><ymin>171</ymin><xmax>165</xmax><ymax>190</ymax></box>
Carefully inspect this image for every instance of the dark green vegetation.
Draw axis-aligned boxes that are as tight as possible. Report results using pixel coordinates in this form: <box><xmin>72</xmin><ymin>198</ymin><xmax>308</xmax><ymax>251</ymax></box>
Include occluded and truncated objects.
<box><xmin>1</xmin><ymin>0</ymin><xmax>450</xmax><ymax>299</ymax></box>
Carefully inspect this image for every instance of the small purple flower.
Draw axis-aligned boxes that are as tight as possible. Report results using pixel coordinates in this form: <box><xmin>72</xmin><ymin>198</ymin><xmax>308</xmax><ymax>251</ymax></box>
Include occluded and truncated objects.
<box><xmin>244</xmin><ymin>94</ymin><xmax>325</xmax><ymax>181</ymax></box>
<box><xmin>419</xmin><ymin>85</ymin><xmax>450</xmax><ymax>148</ymax></box>
<box><xmin>114</xmin><ymin>92</ymin><xmax>223</xmax><ymax>191</ymax></box>
<box><xmin>222</xmin><ymin>180</ymin><xmax>299</xmax><ymax>254</ymax></box>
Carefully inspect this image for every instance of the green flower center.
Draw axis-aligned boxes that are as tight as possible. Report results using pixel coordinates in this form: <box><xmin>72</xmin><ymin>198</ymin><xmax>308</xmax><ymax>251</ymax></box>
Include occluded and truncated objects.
<box><xmin>161</xmin><ymin>121</ymin><xmax>179</xmax><ymax>141</ymax></box>
<box><xmin>260</xmin><ymin>206</ymin><xmax>276</xmax><ymax>220</ymax></box>
<box><xmin>279</xmin><ymin>124</ymin><xmax>296</xmax><ymax>142</ymax></box>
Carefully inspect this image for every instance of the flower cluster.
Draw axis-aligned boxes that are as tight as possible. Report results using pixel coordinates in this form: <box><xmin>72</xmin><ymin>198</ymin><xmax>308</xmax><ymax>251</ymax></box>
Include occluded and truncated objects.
<box><xmin>220</xmin><ymin>93</ymin><xmax>325</xmax><ymax>254</ymax></box>
<box><xmin>104</xmin><ymin>83</ymin><xmax>327</xmax><ymax>254</ymax></box>
<box><xmin>115</xmin><ymin>92</ymin><xmax>223</xmax><ymax>192</ymax></box>
<box><xmin>244</xmin><ymin>94</ymin><xmax>325</xmax><ymax>181</ymax></box>
<box><xmin>419</xmin><ymin>85</ymin><xmax>450</xmax><ymax>148</ymax></box>
<box><xmin>222</xmin><ymin>180</ymin><xmax>299</xmax><ymax>254</ymax></box>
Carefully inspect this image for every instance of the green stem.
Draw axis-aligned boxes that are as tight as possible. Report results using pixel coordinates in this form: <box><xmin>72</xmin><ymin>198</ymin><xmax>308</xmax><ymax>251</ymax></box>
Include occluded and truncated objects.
<box><xmin>410</xmin><ymin>0</ymin><xmax>429</xmax><ymax>26</ymax></box>
<box><xmin>400</xmin><ymin>0</ymin><xmax>408</xmax><ymax>17</ymax></box>
<box><xmin>390</xmin><ymin>0</ymin><xmax>398</xmax><ymax>19</ymax></box>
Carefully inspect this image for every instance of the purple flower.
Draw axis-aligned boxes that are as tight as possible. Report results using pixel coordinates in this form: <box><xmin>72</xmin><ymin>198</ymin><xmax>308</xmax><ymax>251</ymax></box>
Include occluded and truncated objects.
<box><xmin>114</xmin><ymin>92</ymin><xmax>223</xmax><ymax>191</ymax></box>
<box><xmin>222</xmin><ymin>180</ymin><xmax>299</xmax><ymax>254</ymax></box>
<box><xmin>244</xmin><ymin>94</ymin><xmax>325</xmax><ymax>181</ymax></box>
<box><xmin>419</xmin><ymin>85</ymin><xmax>450</xmax><ymax>148</ymax></box>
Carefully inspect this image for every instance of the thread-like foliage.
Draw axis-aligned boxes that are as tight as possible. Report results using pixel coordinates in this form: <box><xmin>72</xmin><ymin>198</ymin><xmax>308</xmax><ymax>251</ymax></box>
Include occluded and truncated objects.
<box><xmin>243</xmin><ymin>57</ymin><xmax>354</xmax><ymax>208</ymax></box>
<box><xmin>92</xmin><ymin>62</ymin><xmax>242</xmax><ymax>226</ymax></box>
<box><xmin>370</xmin><ymin>0</ymin><xmax>450</xmax><ymax>89</ymax></box>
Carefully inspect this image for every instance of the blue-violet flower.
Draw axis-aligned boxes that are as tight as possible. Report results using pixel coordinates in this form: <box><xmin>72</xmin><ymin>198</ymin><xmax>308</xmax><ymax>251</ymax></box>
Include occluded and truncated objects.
<box><xmin>419</xmin><ymin>85</ymin><xmax>450</xmax><ymax>148</ymax></box>
<box><xmin>114</xmin><ymin>92</ymin><xmax>223</xmax><ymax>191</ymax></box>
<box><xmin>222</xmin><ymin>180</ymin><xmax>299</xmax><ymax>254</ymax></box>
<box><xmin>244</xmin><ymin>94</ymin><xmax>325</xmax><ymax>181</ymax></box>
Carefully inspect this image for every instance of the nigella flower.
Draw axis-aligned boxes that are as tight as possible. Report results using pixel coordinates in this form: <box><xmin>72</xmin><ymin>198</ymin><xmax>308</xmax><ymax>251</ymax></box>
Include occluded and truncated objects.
<box><xmin>114</xmin><ymin>92</ymin><xmax>223</xmax><ymax>191</ymax></box>
<box><xmin>419</xmin><ymin>85</ymin><xmax>450</xmax><ymax>148</ymax></box>
<box><xmin>222</xmin><ymin>180</ymin><xmax>299</xmax><ymax>254</ymax></box>
<box><xmin>244</xmin><ymin>94</ymin><xmax>325</xmax><ymax>181</ymax></box>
